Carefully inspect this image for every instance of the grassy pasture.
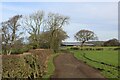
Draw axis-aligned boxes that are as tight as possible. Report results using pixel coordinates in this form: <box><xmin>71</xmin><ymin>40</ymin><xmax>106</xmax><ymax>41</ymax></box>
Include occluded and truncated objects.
<box><xmin>68</xmin><ymin>46</ymin><xmax>119</xmax><ymax>78</ymax></box>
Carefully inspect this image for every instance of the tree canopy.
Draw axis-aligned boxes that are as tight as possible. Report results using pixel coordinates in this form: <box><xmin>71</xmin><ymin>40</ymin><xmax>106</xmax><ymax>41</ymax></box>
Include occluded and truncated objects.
<box><xmin>45</xmin><ymin>13</ymin><xmax>69</xmax><ymax>52</ymax></box>
<box><xmin>103</xmin><ymin>38</ymin><xmax>120</xmax><ymax>46</ymax></box>
<box><xmin>1</xmin><ymin>10</ymin><xmax>70</xmax><ymax>54</ymax></box>
<box><xmin>1</xmin><ymin>15</ymin><xmax>22</xmax><ymax>54</ymax></box>
<box><xmin>74</xmin><ymin>29</ymin><xmax>98</xmax><ymax>47</ymax></box>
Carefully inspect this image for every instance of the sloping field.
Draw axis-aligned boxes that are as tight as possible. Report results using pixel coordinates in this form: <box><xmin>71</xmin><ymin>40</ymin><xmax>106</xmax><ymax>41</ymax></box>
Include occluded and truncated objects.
<box><xmin>70</xmin><ymin>48</ymin><xmax>119</xmax><ymax>78</ymax></box>
<box><xmin>2</xmin><ymin>49</ymin><xmax>52</xmax><ymax>79</ymax></box>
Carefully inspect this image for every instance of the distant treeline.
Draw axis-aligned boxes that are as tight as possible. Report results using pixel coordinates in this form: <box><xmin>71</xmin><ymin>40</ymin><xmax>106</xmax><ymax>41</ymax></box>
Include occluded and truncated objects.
<box><xmin>86</xmin><ymin>38</ymin><xmax>120</xmax><ymax>46</ymax></box>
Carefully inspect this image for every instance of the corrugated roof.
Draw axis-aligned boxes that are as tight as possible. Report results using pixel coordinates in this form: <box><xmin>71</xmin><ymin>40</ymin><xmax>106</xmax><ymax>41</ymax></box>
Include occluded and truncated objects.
<box><xmin>61</xmin><ymin>42</ymin><xmax>94</xmax><ymax>46</ymax></box>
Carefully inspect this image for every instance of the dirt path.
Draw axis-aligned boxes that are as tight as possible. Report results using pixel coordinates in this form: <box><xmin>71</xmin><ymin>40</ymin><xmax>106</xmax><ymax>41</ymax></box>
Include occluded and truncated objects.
<box><xmin>51</xmin><ymin>53</ymin><xmax>106</xmax><ymax>79</ymax></box>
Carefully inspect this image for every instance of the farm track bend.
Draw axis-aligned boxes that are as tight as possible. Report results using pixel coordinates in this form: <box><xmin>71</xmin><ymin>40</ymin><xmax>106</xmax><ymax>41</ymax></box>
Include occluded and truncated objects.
<box><xmin>51</xmin><ymin>53</ymin><xmax>107</xmax><ymax>79</ymax></box>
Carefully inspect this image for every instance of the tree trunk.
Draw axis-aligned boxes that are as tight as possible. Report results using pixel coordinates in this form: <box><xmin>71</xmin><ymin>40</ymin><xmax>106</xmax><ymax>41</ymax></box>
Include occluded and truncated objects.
<box><xmin>7</xmin><ymin>50</ymin><xmax>11</xmax><ymax>55</ymax></box>
<box><xmin>81</xmin><ymin>41</ymin><xmax>85</xmax><ymax>48</ymax></box>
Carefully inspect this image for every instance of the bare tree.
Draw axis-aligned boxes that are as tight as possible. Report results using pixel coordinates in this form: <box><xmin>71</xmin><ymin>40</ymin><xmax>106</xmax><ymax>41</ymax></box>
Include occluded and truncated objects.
<box><xmin>45</xmin><ymin>13</ymin><xmax>69</xmax><ymax>52</ymax></box>
<box><xmin>23</xmin><ymin>11</ymin><xmax>45</xmax><ymax>48</ymax></box>
<box><xmin>39</xmin><ymin>28</ymin><xmax>69</xmax><ymax>50</ymax></box>
<box><xmin>74</xmin><ymin>29</ymin><xmax>98</xmax><ymax>47</ymax></box>
<box><xmin>1</xmin><ymin>15</ymin><xmax>22</xmax><ymax>55</ymax></box>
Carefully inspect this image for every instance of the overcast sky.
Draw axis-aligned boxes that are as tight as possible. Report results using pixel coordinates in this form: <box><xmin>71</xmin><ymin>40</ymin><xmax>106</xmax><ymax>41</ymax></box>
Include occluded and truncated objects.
<box><xmin>1</xmin><ymin>0</ymin><xmax>119</xmax><ymax>2</ymax></box>
<box><xmin>1</xmin><ymin>2</ymin><xmax>118</xmax><ymax>42</ymax></box>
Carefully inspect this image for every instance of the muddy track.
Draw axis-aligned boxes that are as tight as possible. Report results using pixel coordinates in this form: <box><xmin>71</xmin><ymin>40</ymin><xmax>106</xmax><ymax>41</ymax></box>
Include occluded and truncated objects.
<box><xmin>51</xmin><ymin>53</ymin><xmax>107</xmax><ymax>79</ymax></box>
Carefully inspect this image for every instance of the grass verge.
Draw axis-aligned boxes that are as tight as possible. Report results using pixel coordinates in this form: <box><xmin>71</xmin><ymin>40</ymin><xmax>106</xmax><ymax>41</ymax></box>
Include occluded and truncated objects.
<box><xmin>42</xmin><ymin>53</ymin><xmax>60</xmax><ymax>78</ymax></box>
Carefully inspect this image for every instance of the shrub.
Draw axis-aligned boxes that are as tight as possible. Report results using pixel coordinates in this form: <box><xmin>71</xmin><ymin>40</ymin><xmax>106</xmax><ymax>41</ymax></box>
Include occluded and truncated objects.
<box><xmin>95</xmin><ymin>48</ymin><xmax>103</xmax><ymax>51</ymax></box>
<box><xmin>2</xmin><ymin>49</ymin><xmax>52</xmax><ymax>78</ymax></box>
<box><xmin>5</xmin><ymin>44</ymin><xmax>32</xmax><ymax>54</ymax></box>
<box><xmin>103</xmin><ymin>38</ymin><xmax>120</xmax><ymax>46</ymax></box>
<box><xmin>84</xmin><ymin>48</ymin><xmax>93</xmax><ymax>51</ymax></box>
<box><xmin>11</xmin><ymin>46</ymin><xmax>30</xmax><ymax>54</ymax></box>
<box><xmin>80</xmin><ymin>49</ymin><xmax>83</xmax><ymax>50</ymax></box>
<box><xmin>70</xmin><ymin>47</ymin><xmax>79</xmax><ymax>50</ymax></box>
<box><xmin>21</xmin><ymin>46</ymin><xmax>30</xmax><ymax>52</ymax></box>
<box><xmin>114</xmin><ymin>48</ymin><xmax>120</xmax><ymax>50</ymax></box>
<box><xmin>11</xmin><ymin>48</ymin><xmax>23</xmax><ymax>54</ymax></box>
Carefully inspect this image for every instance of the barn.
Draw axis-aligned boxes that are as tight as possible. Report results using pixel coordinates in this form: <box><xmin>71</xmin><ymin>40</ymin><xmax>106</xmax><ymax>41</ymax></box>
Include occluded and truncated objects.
<box><xmin>61</xmin><ymin>42</ymin><xmax>95</xmax><ymax>46</ymax></box>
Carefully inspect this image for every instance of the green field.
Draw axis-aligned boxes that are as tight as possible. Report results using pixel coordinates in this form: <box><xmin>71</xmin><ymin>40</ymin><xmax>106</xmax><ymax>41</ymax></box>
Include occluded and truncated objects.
<box><xmin>69</xmin><ymin>47</ymin><xmax>119</xmax><ymax>78</ymax></box>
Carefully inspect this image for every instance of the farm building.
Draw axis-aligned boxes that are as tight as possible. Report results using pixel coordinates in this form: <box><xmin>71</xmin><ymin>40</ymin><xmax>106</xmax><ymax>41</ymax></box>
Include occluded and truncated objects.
<box><xmin>61</xmin><ymin>42</ymin><xmax>95</xmax><ymax>46</ymax></box>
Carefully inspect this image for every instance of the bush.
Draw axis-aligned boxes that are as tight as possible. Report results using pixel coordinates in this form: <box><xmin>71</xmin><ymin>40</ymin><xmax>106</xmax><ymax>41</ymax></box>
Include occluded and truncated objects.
<box><xmin>2</xmin><ymin>49</ymin><xmax>52</xmax><ymax>78</ymax></box>
<box><xmin>11</xmin><ymin>45</ymin><xmax>31</xmax><ymax>54</ymax></box>
<box><xmin>21</xmin><ymin>46</ymin><xmax>30</xmax><ymax>52</ymax></box>
<box><xmin>114</xmin><ymin>48</ymin><xmax>120</xmax><ymax>50</ymax></box>
<box><xmin>70</xmin><ymin>47</ymin><xmax>79</xmax><ymax>50</ymax></box>
<box><xmin>11</xmin><ymin>48</ymin><xmax>23</xmax><ymax>54</ymax></box>
<box><xmin>80</xmin><ymin>49</ymin><xmax>83</xmax><ymax>50</ymax></box>
<box><xmin>84</xmin><ymin>48</ymin><xmax>93</xmax><ymax>51</ymax></box>
<box><xmin>95</xmin><ymin>48</ymin><xmax>103</xmax><ymax>51</ymax></box>
<box><xmin>103</xmin><ymin>38</ymin><xmax>120</xmax><ymax>46</ymax></box>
